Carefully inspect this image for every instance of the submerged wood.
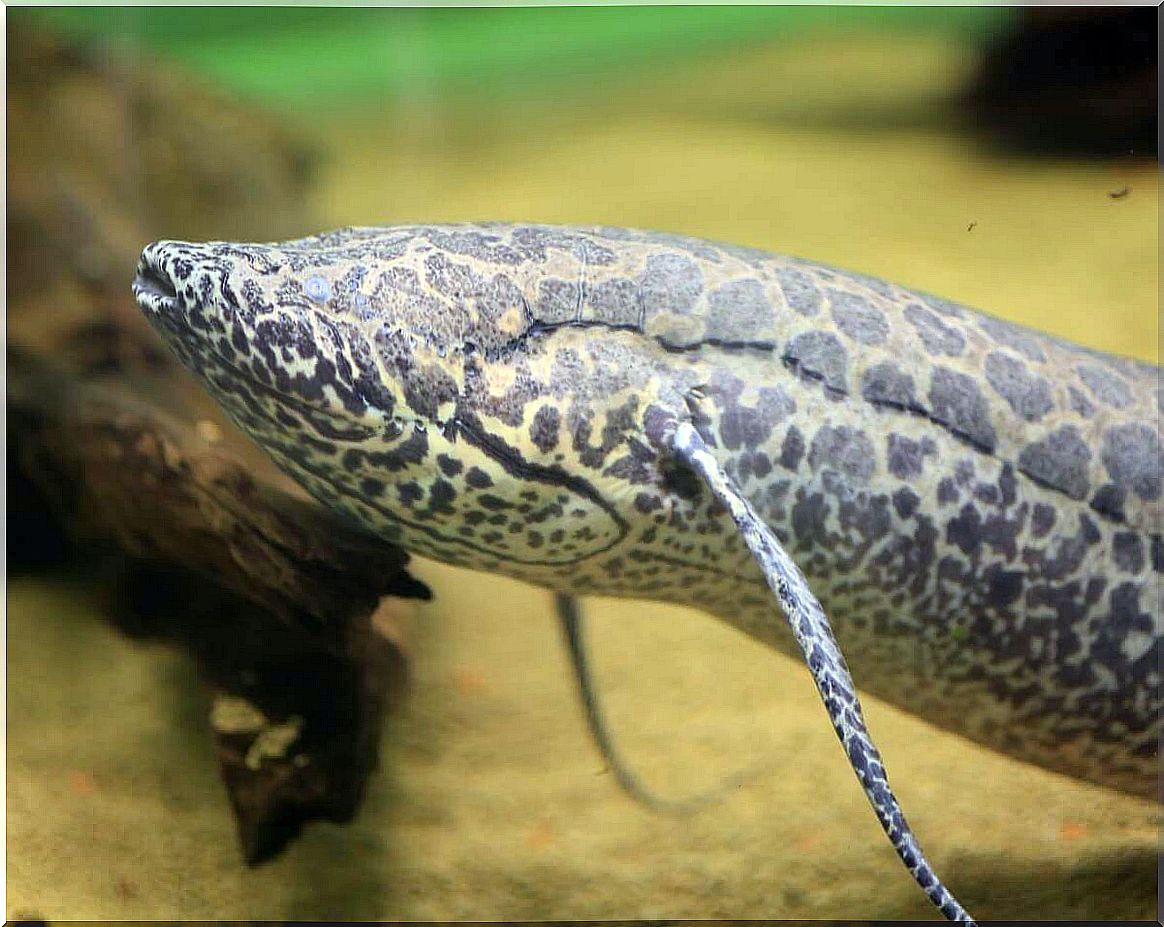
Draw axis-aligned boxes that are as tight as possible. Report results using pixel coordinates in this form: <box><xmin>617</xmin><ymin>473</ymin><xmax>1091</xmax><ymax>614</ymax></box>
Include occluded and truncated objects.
<box><xmin>7</xmin><ymin>22</ymin><xmax>428</xmax><ymax>861</ymax></box>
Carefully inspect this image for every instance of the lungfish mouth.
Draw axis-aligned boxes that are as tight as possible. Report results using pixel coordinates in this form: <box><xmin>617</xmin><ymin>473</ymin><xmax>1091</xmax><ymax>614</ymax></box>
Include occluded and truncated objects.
<box><xmin>132</xmin><ymin>245</ymin><xmax>181</xmax><ymax>315</ymax></box>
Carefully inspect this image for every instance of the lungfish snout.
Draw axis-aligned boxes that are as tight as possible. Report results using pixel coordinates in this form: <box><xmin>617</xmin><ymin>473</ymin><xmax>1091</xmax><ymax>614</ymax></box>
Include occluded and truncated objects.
<box><xmin>132</xmin><ymin>241</ymin><xmax>187</xmax><ymax>316</ymax></box>
<box><xmin>132</xmin><ymin>239</ymin><xmax>228</xmax><ymax>322</ymax></box>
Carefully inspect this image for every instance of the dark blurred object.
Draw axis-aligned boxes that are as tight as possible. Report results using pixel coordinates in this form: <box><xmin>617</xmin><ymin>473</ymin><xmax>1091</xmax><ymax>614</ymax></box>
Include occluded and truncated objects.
<box><xmin>7</xmin><ymin>433</ymin><xmax>76</xmax><ymax>570</ymax></box>
<box><xmin>966</xmin><ymin>8</ymin><xmax>1156</xmax><ymax>157</ymax></box>
<box><xmin>108</xmin><ymin>563</ymin><xmax>415</xmax><ymax>864</ymax></box>
<box><xmin>7</xmin><ymin>22</ymin><xmax>428</xmax><ymax>862</ymax></box>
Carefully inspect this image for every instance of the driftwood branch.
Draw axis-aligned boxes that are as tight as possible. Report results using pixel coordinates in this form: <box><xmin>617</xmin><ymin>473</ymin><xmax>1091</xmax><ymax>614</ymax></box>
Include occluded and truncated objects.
<box><xmin>7</xmin><ymin>22</ymin><xmax>428</xmax><ymax>862</ymax></box>
<box><xmin>10</xmin><ymin>351</ymin><xmax>427</xmax><ymax>638</ymax></box>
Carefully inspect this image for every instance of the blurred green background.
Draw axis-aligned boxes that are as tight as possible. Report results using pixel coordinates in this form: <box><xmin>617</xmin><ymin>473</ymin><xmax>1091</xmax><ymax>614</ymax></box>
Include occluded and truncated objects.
<box><xmin>31</xmin><ymin>7</ymin><xmax>1016</xmax><ymax>108</ymax></box>
<box><xmin>14</xmin><ymin>5</ymin><xmax>1156</xmax><ymax>361</ymax></box>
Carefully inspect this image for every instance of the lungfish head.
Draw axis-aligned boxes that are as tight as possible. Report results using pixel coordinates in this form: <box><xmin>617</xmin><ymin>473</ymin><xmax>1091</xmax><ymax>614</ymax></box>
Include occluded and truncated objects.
<box><xmin>133</xmin><ymin>225</ymin><xmax>702</xmax><ymax>575</ymax></box>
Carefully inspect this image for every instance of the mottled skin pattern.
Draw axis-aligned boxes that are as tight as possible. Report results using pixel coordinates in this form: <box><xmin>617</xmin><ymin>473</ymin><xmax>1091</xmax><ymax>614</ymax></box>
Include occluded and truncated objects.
<box><xmin>133</xmin><ymin>223</ymin><xmax>1161</xmax><ymax>918</ymax></box>
<box><xmin>673</xmin><ymin>419</ymin><xmax>969</xmax><ymax>921</ymax></box>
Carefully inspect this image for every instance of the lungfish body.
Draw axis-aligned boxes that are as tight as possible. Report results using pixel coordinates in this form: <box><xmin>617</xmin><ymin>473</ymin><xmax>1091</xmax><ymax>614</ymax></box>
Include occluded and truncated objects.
<box><xmin>134</xmin><ymin>224</ymin><xmax>1162</xmax><ymax>923</ymax></box>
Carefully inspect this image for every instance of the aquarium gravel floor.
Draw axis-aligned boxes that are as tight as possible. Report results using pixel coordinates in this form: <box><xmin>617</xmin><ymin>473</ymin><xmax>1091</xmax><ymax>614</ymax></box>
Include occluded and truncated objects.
<box><xmin>8</xmin><ymin>31</ymin><xmax>1159</xmax><ymax>921</ymax></box>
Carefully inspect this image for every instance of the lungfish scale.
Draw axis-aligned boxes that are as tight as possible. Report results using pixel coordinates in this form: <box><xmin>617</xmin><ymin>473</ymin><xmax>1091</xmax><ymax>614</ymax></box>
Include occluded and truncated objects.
<box><xmin>134</xmin><ymin>223</ymin><xmax>1161</xmax><ymax>921</ymax></box>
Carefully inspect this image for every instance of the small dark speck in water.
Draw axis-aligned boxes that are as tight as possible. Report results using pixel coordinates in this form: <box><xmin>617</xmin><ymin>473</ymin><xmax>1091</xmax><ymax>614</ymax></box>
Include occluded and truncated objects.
<box><xmin>1108</xmin><ymin>186</ymin><xmax>1131</xmax><ymax>200</ymax></box>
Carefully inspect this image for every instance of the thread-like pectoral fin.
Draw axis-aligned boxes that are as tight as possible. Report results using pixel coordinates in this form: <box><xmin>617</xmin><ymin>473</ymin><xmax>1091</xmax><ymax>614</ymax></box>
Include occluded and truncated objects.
<box><xmin>556</xmin><ymin>593</ymin><xmax>773</xmax><ymax>815</ymax></box>
<box><xmin>670</xmin><ymin>422</ymin><xmax>976</xmax><ymax>925</ymax></box>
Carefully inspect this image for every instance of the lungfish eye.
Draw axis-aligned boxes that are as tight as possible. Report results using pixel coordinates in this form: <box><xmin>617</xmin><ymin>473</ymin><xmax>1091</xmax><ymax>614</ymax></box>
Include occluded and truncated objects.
<box><xmin>305</xmin><ymin>276</ymin><xmax>331</xmax><ymax>302</ymax></box>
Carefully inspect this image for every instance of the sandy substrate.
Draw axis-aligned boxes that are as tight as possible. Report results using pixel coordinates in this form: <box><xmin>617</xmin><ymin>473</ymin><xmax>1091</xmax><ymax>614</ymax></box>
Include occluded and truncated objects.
<box><xmin>7</xmin><ymin>31</ymin><xmax>1159</xmax><ymax>922</ymax></box>
<box><xmin>6</xmin><ymin>568</ymin><xmax>1159</xmax><ymax>919</ymax></box>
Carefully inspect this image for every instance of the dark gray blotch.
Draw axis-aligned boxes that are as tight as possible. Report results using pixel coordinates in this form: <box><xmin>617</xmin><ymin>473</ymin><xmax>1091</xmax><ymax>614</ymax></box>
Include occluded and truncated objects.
<box><xmin>537</xmin><ymin>278</ymin><xmax>579</xmax><ymax>324</ymax></box>
<box><xmin>639</xmin><ymin>253</ymin><xmax>704</xmax><ymax>317</ymax></box>
<box><xmin>1068</xmin><ymin>386</ymin><xmax>1096</xmax><ymax>418</ymax></box>
<box><xmin>706</xmin><ymin>278</ymin><xmax>772</xmax><ymax>340</ymax></box>
<box><xmin>808</xmin><ymin>425</ymin><xmax>876</xmax><ymax>483</ymax></box>
<box><xmin>791</xmin><ymin>490</ymin><xmax>831</xmax><ymax>550</ymax></box>
<box><xmin>720</xmin><ymin>386</ymin><xmax>796</xmax><ymax>451</ymax></box>
<box><xmin>1101</xmin><ymin>423</ymin><xmax>1162</xmax><ymax>501</ymax></box>
<box><xmin>512</xmin><ymin>226</ymin><xmax>618</xmax><ymax>265</ymax></box>
<box><xmin>780</xmin><ymin>426</ymin><xmax>805</xmax><ymax>471</ymax></box>
<box><xmin>1076</xmin><ymin>363</ymin><xmax>1132</xmax><ymax>409</ymax></box>
<box><xmin>359</xmin><ymin>476</ymin><xmax>385</xmax><ymax>499</ymax></box>
<box><xmin>862</xmin><ymin>362</ymin><xmax>918</xmax><ymax>410</ymax></box>
<box><xmin>471</xmin><ymin>273</ymin><xmax>526</xmax><ymax>332</ymax></box>
<box><xmin>1031</xmin><ymin>502</ymin><xmax>1056</xmax><ymax>536</ymax></box>
<box><xmin>945</xmin><ymin>502</ymin><xmax>983</xmax><ymax>556</ymax></box>
<box><xmin>466</xmin><ymin>466</ymin><xmax>493</xmax><ymax>490</ymax></box>
<box><xmin>1112</xmin><ymin>532</ymin><xmax>1144</xmax><ymax>574</ymax></box>
<box><xmin>1090</xmin><ymin>482</ymin><xmax>1126</xmax><ymax>521</ymax></box>
<box><xmin>783</xmin><ymin>330</ymin><xmax>848</xmax><ymax>394</ymax></box>
<box><xmin>427</xmin><ymin>229</ymin><xmax>524</xmax><ymax>266</ymax></box>
<box><xmin>437</xmin><ymin>453</ymin><xmax>463</xmax><ymax>477</ymax></box>
<box><xmin>976</xmin><ymin>314</ymin><xmax>1047</xmax><ymax>362</ymax></box>
<box><xmin>919</xmin><ymin>292</ymin><xmax>966</xmax><ymax>319</ymax></box>
<box><xmin>380</xmin><ymin>264</ymin><xmax>421</xmax><ymax>293</ymax></box>
<box><xmin>403</xmin><ymin>361</ymin><xmax>460</xmax><ymax>421</ymax></box>
<box><xmin>589</xmin><ymin>277</ymin><xmax>640</xmax><ymax>326</ymax></box>
<box><xmin>903</xmin><ymin>303</ymin><xmax>966</xmax><ymax>356</ymax></box>
<box><xmin>775</xmin><ymin>267</ymin><xmax>821</xmax><ymax>316</ymax></box>
<box><xmin>984</xmin><ymin>350</ymin><xmax>1055</xmax><ymax>422</ymax></box>
<box><xmin>928</xmin><ymin>366</ymin><xmax>997</xmax><ymax>452</ymax></box>
<box><xmin>985</xmin><ymin>567</ymin><xmax>1024</xmax><ymax>609</ymax></box>
<box><xmin>529</xmin><ymin>404</ymin><xmax>561</xmax><ymax>454</ymax></box>
<box><xmin>841</xmin><ymin>268</ymin><xmax>896</xmax><ymax>299</ymax></box>
<box><xmin>887</xmin><ymin>434</ymin><xmax>933</xmax><ymax>480</ymax></box>
<box><xmin>424</xmin><ymin>252</ymin><xmax>485</xmax><ymax>298</ymax></box>
<box><xmin>892</xmin><ymin>486</ymin><xmax>920</xmax><ymax>519</ymax></box>
<box><xmin>396</xmin><ymin>481</ymin><xmax>423</xmax><ymax>505</ymax></box>
<box><xmin>1018</xmin><ymin>424</ymin><xmax>1092</xmax><ymax>500</ymax></box>
<box><xmin>829</xmin><ymin>290</ymin><xmax>889</xmax><ymax>345</ymax></box>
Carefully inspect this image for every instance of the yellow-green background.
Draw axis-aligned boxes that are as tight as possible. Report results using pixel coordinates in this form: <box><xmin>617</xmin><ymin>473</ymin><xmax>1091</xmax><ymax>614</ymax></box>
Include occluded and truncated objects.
<box><xmin>8</xmin><ymin>7</ymin><xmax>1159</xmax><ymax>921</ymax></box>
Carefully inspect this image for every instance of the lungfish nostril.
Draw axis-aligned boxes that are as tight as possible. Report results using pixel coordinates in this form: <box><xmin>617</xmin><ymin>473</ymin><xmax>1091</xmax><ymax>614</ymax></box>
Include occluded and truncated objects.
<box><xmin>132</xmin><ymin>246</ymin><xmax>180</xmax><ymax>313</ymax></box>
